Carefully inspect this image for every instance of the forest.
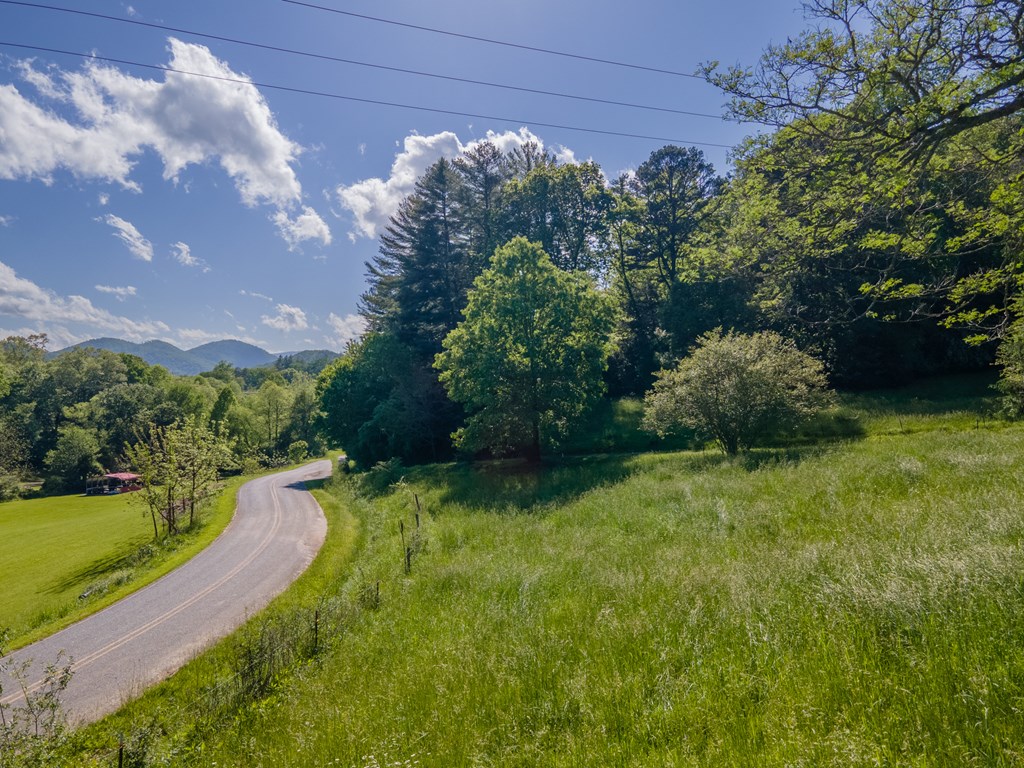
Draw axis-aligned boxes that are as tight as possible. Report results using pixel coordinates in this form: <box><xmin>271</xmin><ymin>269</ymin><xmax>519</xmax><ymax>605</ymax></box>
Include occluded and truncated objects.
<box><xmin>319</xmin><ymin>0</ymin><xmax>1024</xmax><ymax>468</ymax></box>
<box><xmin>0</xmin><ymin>337</ymin><xmax>327</xmax><ymax>500</ymax></box>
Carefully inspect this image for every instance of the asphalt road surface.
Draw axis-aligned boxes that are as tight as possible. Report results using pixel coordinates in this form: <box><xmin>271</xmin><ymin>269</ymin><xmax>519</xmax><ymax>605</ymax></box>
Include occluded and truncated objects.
<box><xmin>0</xmin><ymin>460</ymin><xmax>330</xmax><ymax>725</ymax></box>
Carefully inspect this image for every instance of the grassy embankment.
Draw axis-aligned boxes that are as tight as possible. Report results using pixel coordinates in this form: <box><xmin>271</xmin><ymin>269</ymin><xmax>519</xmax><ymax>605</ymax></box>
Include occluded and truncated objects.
<box><xmin>64</xmin><ymin>374</ymin><xmax>1024</xmax><ymax>766</ymax></box>
<box><xmin>0</xmin><ymin>460</ymin><xmax>328</xmax><ymax>651</ymax></box>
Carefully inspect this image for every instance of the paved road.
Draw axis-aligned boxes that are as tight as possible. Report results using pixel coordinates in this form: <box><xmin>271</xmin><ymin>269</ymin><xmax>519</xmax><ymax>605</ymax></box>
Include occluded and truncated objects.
<box><xmin>0</xmin><ymin>460</ymin><xmax>330</xmax><ymax>725</ymax></box>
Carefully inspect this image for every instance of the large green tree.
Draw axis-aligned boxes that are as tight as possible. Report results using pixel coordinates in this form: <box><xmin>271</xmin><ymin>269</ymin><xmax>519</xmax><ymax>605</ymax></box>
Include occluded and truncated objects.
<box><xmin>704</xmin><ymin>0</ymin><xmax>1024</xmax><ymax>368</ymax></box>
<box><xmin>435</xmin><ymin>237</ymin><xmax>617</xmax><ymax>462</ymax></box>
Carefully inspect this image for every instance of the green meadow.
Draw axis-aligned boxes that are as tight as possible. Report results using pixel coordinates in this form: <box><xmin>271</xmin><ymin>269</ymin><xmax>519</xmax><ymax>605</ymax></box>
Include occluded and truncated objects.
<box><xmin>2</xmin><ymin>474</ymin><xmax>258</xmax><ymax>650</ymax></box>
<box><xmin>53</xmin><ymin>376</ymin><xmax>1024</xmax><ymax>765</ymax></box>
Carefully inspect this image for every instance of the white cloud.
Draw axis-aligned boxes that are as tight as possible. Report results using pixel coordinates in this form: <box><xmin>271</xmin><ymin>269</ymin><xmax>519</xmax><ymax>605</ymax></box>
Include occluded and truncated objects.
<box><xmin>240</xmin><ymin>289</ymin><xmax>274</xmax><ymax>302</ymax></box>
<box><xmin>1</xmin><ymin>40</ymin><xmax>316</xmax><ymax>246</ymax></box>
<box><xmin>0</xmin><ymin>215</ymin><xmax>13</xmax><ymax>227</ymax></box>
<box><xmin>171</xmin><ymin>241</ymin><xmax>210</xmax><ymax>272</ymax></box>
<box><xmin>325</xmin><ymin>312</ymin><xmax>366</xmax><ymax>350</ymax></box>
<box><xmin>0</xmin><ymin>260</ymin><xmax>168</xmax><ymax>340</ymax></box>
<box><xmin>271</xmin><ymin>206</ymin><xmax>332</xmax><ymax>250</ymax></box>
<box><xmin>336</xmin><ymin>130</ymin><xmax>464</xmax><ymax>240</ymax></box>
<box><xmin>261</xmin><ymin>303</ymin><xmax>308</xmax><ymax>332</ymax></box>
<box><xmin>95</xmin><ymin>284</ymin><xmax>137</xmax><ymax>301</ymax></box>
<box><xmin>100</xmin><ymin>214</ymin><xmax>153</xmax><ymax>261</ymax></box>
<box><xmin>98</xmin><ymin>192</ymin><xmax>109</xmax><ymax>206</ymax></box>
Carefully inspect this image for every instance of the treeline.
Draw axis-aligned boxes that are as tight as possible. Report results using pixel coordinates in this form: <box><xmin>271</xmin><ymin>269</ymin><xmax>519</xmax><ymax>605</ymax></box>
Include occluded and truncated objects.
<box><xmin>0</xmin><ymin>336</ymin><xmax>325</xmax><ymax>499</ymax></box>
<box><xmin>319</xmin><ymin>0</ymin><xmax>1024</xmax><ymax>469</ymax></box>
<box><xmin>318</xmin><ymin>142</ymin><xmax>1000</xmax><ymax>466</ymax></box>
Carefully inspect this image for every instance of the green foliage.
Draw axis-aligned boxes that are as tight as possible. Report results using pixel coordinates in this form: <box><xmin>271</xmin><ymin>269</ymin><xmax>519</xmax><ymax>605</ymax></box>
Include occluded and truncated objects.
<box><xmin>286</xmin><ymin>440</ymin><xmax>309</xmax><ymax>464</ymax></box>
<box><xmin>436</xmin><ymin>237</ymin><xmax>617</xmax><ymax>461</ymax></box>
<box><xmin>995</xmin><ymin>310</ymin><xmax>1024</xmax><ymax>418</ymax></box>
<box><xmin>318</xmin><ymin>333</ymin><xmax>458</xmax><ymax>467</ymax></box>
<box><xmin>643</xmin><ymin>329</ymin><xmax>833</xmax><ymax>454</ymax></box>
<box><xmin>703</xmin><ymin>0</ymin><xmax>1024</xmax><ymax>374</ymax></box>
<box><xmin>42</xmin><ymin>425</ymin><xmax>102</xmax><ymax>493</ymax></box>
<box><xmin>126</xmin><ymin>417</ymin><xmax>229</xmax><ymax>539</ymax></box>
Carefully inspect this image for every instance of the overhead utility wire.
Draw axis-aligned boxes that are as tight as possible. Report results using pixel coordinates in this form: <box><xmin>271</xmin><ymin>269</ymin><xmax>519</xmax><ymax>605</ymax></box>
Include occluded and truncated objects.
<box><xmin>282</xmin><ymin>0</ymin><xmax>703</xmax><ymax>80</ymax></box>
<box><xmin>0</xmin><ymin>42</ymin><xmax>734</xmax><ymax>148</ymax></box>
<box><xmin>0</xmin><ymin>0</ymin><xmax>731</xmax><ymax>122</ymax></box>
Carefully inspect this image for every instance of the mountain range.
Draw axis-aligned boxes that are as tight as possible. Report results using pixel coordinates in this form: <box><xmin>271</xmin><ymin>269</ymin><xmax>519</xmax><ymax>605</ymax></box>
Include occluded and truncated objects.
<box><xmin>50</xmin><ymin>337</ymin><xmax>338</xmax><ymax>376</ymax></box>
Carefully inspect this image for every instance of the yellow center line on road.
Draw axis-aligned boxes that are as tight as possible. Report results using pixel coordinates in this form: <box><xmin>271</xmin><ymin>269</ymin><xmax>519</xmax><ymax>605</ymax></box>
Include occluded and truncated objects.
<box><xmin>1</xmin><ymin>477</ymin><xmax>287</xmax><ymax>707</ymax></box>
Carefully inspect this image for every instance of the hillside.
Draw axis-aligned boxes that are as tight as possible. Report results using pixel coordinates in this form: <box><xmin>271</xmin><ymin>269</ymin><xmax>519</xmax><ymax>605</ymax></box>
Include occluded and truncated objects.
<box><xmin>68</xmin><ymin>376</ymin><xmax>1024</xmax><ymax>766</ymax></box>
<box><xmin>50</xmin><ymin>338</ymin><xmax>336</xmax><ymax>376</ymax></box>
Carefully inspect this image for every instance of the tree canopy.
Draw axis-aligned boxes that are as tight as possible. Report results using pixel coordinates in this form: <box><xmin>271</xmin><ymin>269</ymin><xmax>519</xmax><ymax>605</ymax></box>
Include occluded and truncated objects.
<box><xmin>435</xmin><ymin>238</ymin><xmax>617</xmax><ymax>462</ymax></box>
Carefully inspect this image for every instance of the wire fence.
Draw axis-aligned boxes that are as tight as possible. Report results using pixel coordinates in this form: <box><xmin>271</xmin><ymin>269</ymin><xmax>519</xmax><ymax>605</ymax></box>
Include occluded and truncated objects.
<box><xmin>3</xmin><ymin>487</ymin><xmax>426</xmax><ymax>767</ymax></box>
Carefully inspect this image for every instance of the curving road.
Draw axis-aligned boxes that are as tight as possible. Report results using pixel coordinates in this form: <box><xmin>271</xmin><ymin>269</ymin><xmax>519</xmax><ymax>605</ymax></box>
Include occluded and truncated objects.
<box><xmin>0</xmin><ymin>460</ymin><xmax>330</xmax><ymax>725</ymax></box>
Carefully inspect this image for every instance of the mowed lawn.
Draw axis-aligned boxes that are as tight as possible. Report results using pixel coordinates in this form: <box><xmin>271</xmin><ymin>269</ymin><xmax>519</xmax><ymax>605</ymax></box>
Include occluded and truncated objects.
<box><xmin>0</xmin><ymin>492</ymin><xmax>150</xmax><ymax>641</ymax></box>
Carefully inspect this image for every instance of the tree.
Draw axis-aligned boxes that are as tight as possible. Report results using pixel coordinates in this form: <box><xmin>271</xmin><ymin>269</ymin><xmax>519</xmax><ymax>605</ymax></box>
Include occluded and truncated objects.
<box><xmin>704</xmin><ymin>0</ymin><xmax>1024</xmax><ymax>162</ymax></box>
<box><xmin>43</xmin><ymin>425</ymin><xmax>102</xmax><ymax>493</ymax></box>
<box><xmin>642</xmin><ymin>329</ymin><xmax>833</xmax><ymax>455</ymax></box>
<box><xmin>704</xmin><ymin>0</ymin><xmax>1024</xmax><ymax>361</ymax></box>
<box><xmin>363</xmin><ymin>157</ymin><xmax>473</xmax><ymax>355</ymax></box>
<box><xmin>996</xmin><ymin>300</ymin><xmax>1024</xmax><ymax>417</ymax></box>
<box><xmin>126</xmin><ymin>418</ymin><xmax>226</xmax><ymax>537</ymax></box>
<box><xmin>126</xmin><ymin>423</ymin><xmax>182</xmax><ymax>539</ymax></box>
<box><xmin>435</xmin><ymin>237</ymin><xmax>617</xmax><ymax>462</ymax></box>
<box><xmin>317</xmin><ymin>333</ymin><xmax>459</xmax><ymax>467</ymax></box>
<box><xmin>168</xmin><ymin>415</ymin><xmax>228</xmax><ymax>527</ymax></box>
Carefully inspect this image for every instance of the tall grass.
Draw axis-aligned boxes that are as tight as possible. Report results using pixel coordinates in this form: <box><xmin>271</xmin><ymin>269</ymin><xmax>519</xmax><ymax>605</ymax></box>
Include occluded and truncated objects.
<box><xmin>173</xmin><ymin>419</ymin><xmax>1024</xmax><ymax>767</ymax></box>
<box><xmin>51</xmin><ymin>377</ymin><xmax>1024</xmax><ymax>766</ymax></box>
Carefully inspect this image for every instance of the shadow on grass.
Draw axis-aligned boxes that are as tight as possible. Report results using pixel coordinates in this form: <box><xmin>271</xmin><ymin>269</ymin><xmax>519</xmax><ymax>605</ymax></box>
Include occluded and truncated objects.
<box><xmin>430</xmin><ymin>454</ymin><xmax>640</xmax><ymax>514</ymax></box>
<box><xmin>45</xmin><ymin>535</ymin><xmax>151</xmax><ymax>594</ymax></box>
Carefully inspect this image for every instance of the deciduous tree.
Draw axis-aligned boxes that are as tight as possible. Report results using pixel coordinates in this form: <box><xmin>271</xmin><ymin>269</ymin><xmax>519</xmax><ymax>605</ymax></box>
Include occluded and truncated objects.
<box><xmin>436</xmin><ymin>238</ymin><xmax>617</xmax><ymax>462</ymax></box>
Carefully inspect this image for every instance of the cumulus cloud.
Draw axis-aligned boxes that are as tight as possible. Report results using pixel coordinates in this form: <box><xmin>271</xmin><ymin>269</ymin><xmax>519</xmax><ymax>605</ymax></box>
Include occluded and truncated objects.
<box><xmin>171</xmin><ymin>241</ymin><xmax>210</xmax><ymax>272</ymax></box>
<box><xmin>261</xmin><ymin>303</ymin><xmax>308</xmax><ymax>332</ymax></box>
<box><xmin>1</xmin><ymin>40</ymin><xmax>326</xmax><ymax>246</ymax></box>
<box><xmin>325</xmin><ymin>312</ymin><xmax>366</xmax><ymax>351</ymax></box>
<box><xmin>0</xmin><ymin>260</ymin><xmax>168</xmax><ymax>340</ymax></box>
<box><xmin>336</xmin><ymin>128</ymin><xmax>565</xmax><ymax>240</ymax></box>
<box><xmin>95</xmin><ymin>284</ymin><xmax>137</xmax><ymax>301</ymax></box>
<box><xmin>101</xmin><ymin>214</ymin><xmax>153</xmax><ymax>261</ymax></box>
<box><xmin>271</xmin><ymin>206</ymin><xmax>332</xmax><ymax>251</ymax></box>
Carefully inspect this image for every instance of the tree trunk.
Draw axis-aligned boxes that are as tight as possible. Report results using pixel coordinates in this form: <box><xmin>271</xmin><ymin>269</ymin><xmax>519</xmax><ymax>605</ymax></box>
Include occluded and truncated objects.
<box><xmin>526</xmin><ymin>420</ymin><xmax>542</xmax><ymax>464</ymax></box>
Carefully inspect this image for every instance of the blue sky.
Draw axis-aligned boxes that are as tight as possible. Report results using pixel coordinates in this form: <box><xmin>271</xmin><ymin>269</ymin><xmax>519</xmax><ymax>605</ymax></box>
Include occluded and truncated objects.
<box><xmin>0</xmin><ymin>0</ymin><xmax>806</xmax><ymax>353</ymax></box>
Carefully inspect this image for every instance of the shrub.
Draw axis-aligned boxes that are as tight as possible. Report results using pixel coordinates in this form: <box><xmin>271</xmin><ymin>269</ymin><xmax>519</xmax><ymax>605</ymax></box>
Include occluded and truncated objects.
<box><xmin>643</xmin><ymin>328</ymin><xmax>833</xmax><ymax>454</ymax></box>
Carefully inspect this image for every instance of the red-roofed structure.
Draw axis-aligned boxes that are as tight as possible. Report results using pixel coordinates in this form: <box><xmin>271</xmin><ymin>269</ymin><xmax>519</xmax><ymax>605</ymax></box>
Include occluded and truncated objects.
<box><xmin>86</xmin><ymin>473</ymin><xmax>143</xmax><ymax>495</ymax></box>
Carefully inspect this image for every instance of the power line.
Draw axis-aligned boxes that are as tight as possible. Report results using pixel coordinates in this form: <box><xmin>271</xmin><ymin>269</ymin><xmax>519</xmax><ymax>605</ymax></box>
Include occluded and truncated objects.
<box><xmin>0</xmin><ymin>0</ymin><xmax>732</xmax><ymax>122</ymax></box>
<box><xmin>281</xmin><ymin>0</ymin><xmax>704</xmax><ymax>80</ymax></box>
<box><xmin>0</xmin><ymin>41</ymin><xmax>735</xmax><ymax>148</ymax></box>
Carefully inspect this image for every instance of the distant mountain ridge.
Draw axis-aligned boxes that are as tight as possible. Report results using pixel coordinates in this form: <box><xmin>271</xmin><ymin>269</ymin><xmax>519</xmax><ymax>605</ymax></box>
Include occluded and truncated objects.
<box><xmin>50</xmin><ymin>337</ymin><xmax>338</xmax><ymax>376</ymax></box>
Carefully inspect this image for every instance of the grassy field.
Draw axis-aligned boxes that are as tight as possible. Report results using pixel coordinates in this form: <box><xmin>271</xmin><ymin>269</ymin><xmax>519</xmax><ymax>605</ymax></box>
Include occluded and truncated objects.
<box><xmin>0</xmin><ymin>492</ymin><xmax>149</xmax><ymax>642</ymax></box>
<box><xmin>0</xmin><ymin>478</ymin><xmax>253</xmax><ymax>650</ymax></box>
<box><xmin>54</xmin><ymin>375</ymin><xmax>1024</xmax><ymax>766</ymax></box>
